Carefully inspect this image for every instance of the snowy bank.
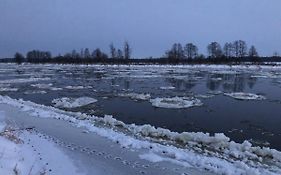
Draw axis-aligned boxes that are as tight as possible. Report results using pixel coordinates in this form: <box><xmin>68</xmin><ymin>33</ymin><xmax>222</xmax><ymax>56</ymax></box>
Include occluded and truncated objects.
<box><xmin>0</xmin><ymin>95</ymin><xmax>280</xmax><ymax>175</ymax></box>
<box><xmin>0</xmin><ymin>111</ymin><xmax>81</xmax><ymax>175</ymax></box>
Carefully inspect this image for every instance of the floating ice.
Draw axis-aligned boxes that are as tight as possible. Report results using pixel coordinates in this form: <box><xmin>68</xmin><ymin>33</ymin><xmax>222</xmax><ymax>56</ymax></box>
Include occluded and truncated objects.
<box><xmin>65</xmin><ymin>86</ymin><xmax>92</xmax><ymax>90</ymax></box>
<box><xmin>224</xmin><ymin>92</ymin><xmax>266</xmax><ymax>100</ymax></box>
<box><xmin>0</xmin><ymin>77</ymin><xmax>50</xmax><ymax>84</ymax></box>
<box><xmin>31</xmin><ymin>83</ymin><xmax>53</xmax><ymax>89</ymax></box>
<box><xmin>150</xmin><ymin>97</ymin><xmax>202</xmax><ymax>109</ymax></box>
<box><xmin>24</xmin><ymin>90</ymin><xmax>47</xmax><ymax>95</ymax></box>
<box><xmin>52</xmin><ymin>97</ymin><xmax>97</xmax><ymax>108</ymax></box>
<box><xmin>159</xmin><ymin>86</ymin><xmax>176</xmax><ymax>90</ymax></box>
<box><xmin>118</xmin><ymin>93</ymin><xmax>151</xmax><ymax>100</ymax></box>
<box><xmin>0</xmin><ymin>87</ymin><xmax>18</xmax><ymax>92</ymax></box>
<box><xmin>195</xmin><ymin>94</ymin><xmax>215</xmax><ymax>99</ymax></box>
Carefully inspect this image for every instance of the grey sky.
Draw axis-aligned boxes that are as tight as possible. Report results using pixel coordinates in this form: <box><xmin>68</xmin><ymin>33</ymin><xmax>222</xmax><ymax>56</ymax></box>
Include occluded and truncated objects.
<box><xmin>1</xmin><ymin>0</ymin><xmax>281</xmax><ymax>58</ymax></box>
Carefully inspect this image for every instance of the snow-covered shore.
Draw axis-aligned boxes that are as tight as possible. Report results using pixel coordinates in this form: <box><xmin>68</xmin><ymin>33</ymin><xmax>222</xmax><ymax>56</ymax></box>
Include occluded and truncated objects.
<box><xmin>0</xmin><ymin>95</ymin><xmax>281</xmax><ymax>175</ymax></box>
<box><xmin>0</xmin><ymin>97</ymin><xmax>213</xmax><ymax>175</ymax></box>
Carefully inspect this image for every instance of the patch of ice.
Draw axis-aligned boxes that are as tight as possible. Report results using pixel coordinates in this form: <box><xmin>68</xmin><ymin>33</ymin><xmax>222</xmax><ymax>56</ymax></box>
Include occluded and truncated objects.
<box><xmin>0</xmin><ymin>87</ymin><xmax>18</xmax><ymax>92</ymax></box>
<box><xmin>195</xmin><ymin>94</ymin><xmax>215</xmax><ymax>99</ymax></box>
<box><xmin>159</xmin><ymin>86</ymin><xmax>176</xmax><ymax>90</ymax></box>
<box><xmin>118</xmin><ymin>93</ymin><xmax>151</xmax><ymax>100</ymax></box>
<box><xmin>24</xmin><ymin>90</ymin><xmax>47</xmax><ymax>95</ymax></box>
<box><xmin>65</xmin><ymin>86</ymin><xmax>92</xmax><ymax>90</ymax></box>
<box><xmin>0</xmin><ymin>77</ymin><xmax>50</xmax><ymax>84</ymax></box>
<box><xmin>224</xmin><ymin>92</ymin><xmax>266</xmax><ymax>100</ymax></box>
<box><xmin>211</xmin><ymin>77</ymin><xmax>222</xmax><ymax>81</ymax></box>
<box><xmin>52</xmin><ymin>97</ymin><xmax>97</xmax><ymax>108</ymax></box>
<box><xmin>150</xmin><ymin>97</ymin><xmax>202</xmax><ymax>109</ymax></box>
<box><xmin>31</xmin><ymin>83</ymin><xmax>53</xmax><ymax>89</ymax></box>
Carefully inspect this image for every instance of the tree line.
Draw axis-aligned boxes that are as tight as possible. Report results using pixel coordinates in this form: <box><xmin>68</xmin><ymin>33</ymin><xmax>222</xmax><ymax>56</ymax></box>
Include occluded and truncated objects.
<box><xmin>166</xmin><ymin>40</ymin><xmax>259</xmax><ymax>62</ymax></box>
<box><xmin>12</xmin><ymin>40</ymin><xmax>281</xmax><ymax>64</ymax></box>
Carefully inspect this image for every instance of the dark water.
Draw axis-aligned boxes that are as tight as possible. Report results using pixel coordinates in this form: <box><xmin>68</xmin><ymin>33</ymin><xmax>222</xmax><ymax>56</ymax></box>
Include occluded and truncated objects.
<box><xmin>1</xmin><ymin>64</ymin><xmax>281</xmax><ymax>150</ymax></box>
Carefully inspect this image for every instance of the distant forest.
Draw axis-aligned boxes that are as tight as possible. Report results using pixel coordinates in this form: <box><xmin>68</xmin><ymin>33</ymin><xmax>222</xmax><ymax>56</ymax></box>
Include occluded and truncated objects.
<box><xmin>2</xmin><ymin>40</ymin><xmax>281</xmax><ymax>64</ymax></box>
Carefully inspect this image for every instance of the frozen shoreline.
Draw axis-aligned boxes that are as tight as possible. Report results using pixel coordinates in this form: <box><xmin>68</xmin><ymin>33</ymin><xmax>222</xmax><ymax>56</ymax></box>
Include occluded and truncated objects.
<box><xmin>0</xmin><ymin>95</ymin><xmax>281</xmax><ymax>175</ymax></box>
<box><xmin>0</xmin><ymin>101</ymin><xmax>213</xmax><ymax>175</ymax></box>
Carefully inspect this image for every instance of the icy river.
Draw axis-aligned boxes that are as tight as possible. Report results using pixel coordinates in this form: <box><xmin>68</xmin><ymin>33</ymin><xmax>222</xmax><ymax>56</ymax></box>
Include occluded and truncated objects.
<box><xmin>1</xmin><ymin>63</ymin><xmax>281</xmax><ymax>175</ymax></box>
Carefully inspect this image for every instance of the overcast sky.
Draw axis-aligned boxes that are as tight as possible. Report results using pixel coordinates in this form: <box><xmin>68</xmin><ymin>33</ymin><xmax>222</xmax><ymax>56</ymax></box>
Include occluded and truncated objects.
<box><xmin>1</xmin><ymin>0</ymin><xmax>281</xmax><ymax>58</ymax></box>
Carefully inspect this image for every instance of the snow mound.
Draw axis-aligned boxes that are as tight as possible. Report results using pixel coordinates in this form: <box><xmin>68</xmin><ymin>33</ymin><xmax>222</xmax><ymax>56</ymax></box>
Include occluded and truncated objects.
<box><xmin>224</xmin><ymin>92</ymin><xmax>266</xmax><ymax>100</ymax></box>
<box><xmin>118</xmin><ymin>93</ymin><xmax>151</xmax><ymax>100</ymax></box>
<box><xmin>52</xmin><ymin>97</ymin><xmax>97</xmax><ymax>108</ymax></box>
<box><xmin>150</xmin><ymin>97</ymin><xmax>202</xmax><ymax>109</ymax></box>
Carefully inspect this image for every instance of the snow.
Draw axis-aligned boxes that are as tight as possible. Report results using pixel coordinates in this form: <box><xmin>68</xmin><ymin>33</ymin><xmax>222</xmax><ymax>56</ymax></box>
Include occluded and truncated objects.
<box><xmin>150</xmin><ymin>97</ymin><xmax>203</xmax><ymax>109</ymax></box>
<box><xmin>52</xmin><ymin>97</ymin><xmax>97</xmax><ymax>108</ymax></box>
<box><xmin>0</xmin><ymin>111</ymin><xmax>82</xmax><ymax>175</ymax></box>
<box><xmin>0</xmin><ymin>95</ymin><xmax>281</xmax><ymax>174</ymax></box>
<box><xmin>224</xmin><ymin>92</ymin><xmax>266</xmax><ymax>100</ymax></box>
<box><xmin>118</xmin><ymin>93</ymin><xmax>151</xmax><ymax>100</ymax></box>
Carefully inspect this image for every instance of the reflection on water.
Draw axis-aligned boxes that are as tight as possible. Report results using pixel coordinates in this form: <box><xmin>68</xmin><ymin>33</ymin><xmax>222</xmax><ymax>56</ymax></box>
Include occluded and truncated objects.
<box><xmin>0</xmin><ymin>64</ymin><xmax>281</xmax><ymax>150</ymax></box>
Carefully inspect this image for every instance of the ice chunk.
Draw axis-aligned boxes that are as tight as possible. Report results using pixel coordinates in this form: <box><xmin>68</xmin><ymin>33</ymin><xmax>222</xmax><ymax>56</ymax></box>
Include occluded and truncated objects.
<box><xmin>24</xmin><ymin>90</ymin><xmax>47</xmax><ymax>95</ymax></box>
<box><xmin>52</xmin><ymin>97</ymin><xmax>97</xmax><ymax>108</ymax></box>
<box><xmin>224</xmin><ymin>92</ymin><xmax>266</xmax><ymax>100</ymax></box>
<box><xmin>159</xmin><ymin>86</ymin><xmax>176</xmax><ymax>90</ymax></box>
<box><xmin>150</xmin><ymin>97</ymin><xmax>202</xmax><ymax>109</ymax></box>
<box><xmin>0</xmin><ymin>77</ymin><xmax>50</xmax><ymax>84</ymax></box>
<box><xmin>118</xmin><ymin>93</ymin><xmax>151</xmax><ymax>100</ymax></box>
<box><xmin>0</xmin><ymin>87</ymin><xmax>18</xmax><ymax>92</ymax></box>
<box><xmin>31</xmin><ymin>83</ymin><xmax>53</xmax><ymax>89</ymax></box>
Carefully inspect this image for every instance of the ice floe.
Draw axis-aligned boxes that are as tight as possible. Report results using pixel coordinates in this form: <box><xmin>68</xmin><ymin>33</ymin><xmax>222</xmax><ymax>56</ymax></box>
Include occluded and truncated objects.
<box><xmin>150</xmin><ymin>97</ymin><xmax>203</xmax><ymax>109</ymax></box>
<box><xmin>24</xmin><ymin>90</ymin><xmax>47</xmax><ymax>95</ymax></box>
<box><xmin>0</xmin><ymin>77</ymin><xmax>50</xmax><ymax>84</ymax></box>
<box><xmin>118</xmin><ymin>93</ymin><xmax>151</xmax><ymax>100</ymax></box>
<box><xmin>31</xmin><ymin>83</ymin><xmax>53</xmax><ymax>89</ymax></box>
<box><xmin>52</xmin><ymin>97</ymin><xmax>97</xmax><ymax>108</ymax></box>
<box><xmin>224</xmin><ymin>92</ymin><xmax>266</xmax><ymax>100</ymax></box>
<box><xmin>159</xmin><ymin>86</ymin><xmax>176</xmax><ymax>90</ymax></box>
<box><xmin>0</xmin><ymin>87</ymin><xmax>18</xmax><ymax>92</ymax></box>
<box><xmin>65</xmin><ymin>85</ymin><xmax>92</xmax><ymax>90</ymax></box>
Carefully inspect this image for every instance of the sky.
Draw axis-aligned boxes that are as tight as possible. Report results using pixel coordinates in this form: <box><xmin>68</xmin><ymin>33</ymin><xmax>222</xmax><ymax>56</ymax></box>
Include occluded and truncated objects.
<box><xmin>0</xmin><ymin>0</ymin><xmax>281</xmax><ymax>58</ymax></box>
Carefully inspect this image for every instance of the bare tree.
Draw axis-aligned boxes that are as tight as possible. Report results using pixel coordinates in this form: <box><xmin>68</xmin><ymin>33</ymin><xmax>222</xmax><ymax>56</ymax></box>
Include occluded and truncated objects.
<box><xmin>248</xmin><ymin>45</ymin><xmax>258</xmax><ymax>57</ymax></box>
<box><xmin>117</xmin><ymin>49</ymin><xmax>123</xmax><ymax>59</ymax></box>
<box><xmin>124</xmin><ymin>41</ymin><xmax>132</xmax><ymax>59</ymax></box>
<box><xmin>166</xmin><ymin>43</ymin><xmax>184</xmax><ymax>60</ymax></box>
<box><xmin>14</xmin><ymin>52</ymin><xmax>24</xmax><ymax>64</ymax></box>
<box><xmin>207</xmin><ymin>42</ymin><xmax>222</xmax><ymax>58</ymax></box>
<box><xmin>223</xmin><ymin>42</ymin><xmax>234</xmax><ymax>58</ymax></box>
<box><xmin>109</xmin><ymin>43</ymin><xmax>116</xmax><ymax>59</ymax></box>
<box><xmin>233</xmin><ymin>40</ymin><xmax>247</xmax><ymax>58</ymax></box>
<box><xmin>84</xmin><ymin>48</ymin><xmax>91</xmax><ymax>59</ymax></box>
<box><xmin>184</xmin><ymin>43</ymin><xmax>198</xmax><ymax>59</ymax></box>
